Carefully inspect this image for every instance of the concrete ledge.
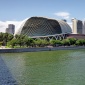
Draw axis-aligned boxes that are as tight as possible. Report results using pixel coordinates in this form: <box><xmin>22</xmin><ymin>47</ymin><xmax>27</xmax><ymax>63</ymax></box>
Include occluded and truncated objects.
<box><xmin>0</xmin><ymin>46</ymin><xmax>85</xmax><ymax>53</ymax></box>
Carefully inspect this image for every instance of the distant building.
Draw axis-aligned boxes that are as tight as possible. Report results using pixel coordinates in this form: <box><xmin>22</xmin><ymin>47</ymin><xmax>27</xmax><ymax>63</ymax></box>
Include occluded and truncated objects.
<box><xmin>6</xmin><ymin>24</ymin><xmax>15</xmax><ymax>35</ymax></box>
<box><xmin>83</xmin><ymin>21</ymin><xmax>85</xmax><ymax>34</ymax></box>
<box><xmin>6</xmin><ymin>28</ymin><xmax>9</xmax><ymax>33</ymax></box>
<box><xmin>72</xmin><ymin>18</ymin><xmax>83</xmax><ymax>34</ymax></box>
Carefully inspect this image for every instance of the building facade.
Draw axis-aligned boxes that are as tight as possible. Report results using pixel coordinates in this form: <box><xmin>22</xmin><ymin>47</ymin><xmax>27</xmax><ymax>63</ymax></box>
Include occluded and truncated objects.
<box><xmin>83</xmin><ymin>21</ymin><xmax>85</xmax><ymax>34</ymax></box>
<box><xmin>15</xmin><ymin>17</ymin><xmax>72</xmax><ymax>39</ymax></box>
<box><xmin>72</xmin><ymin>18</ymin><xmax>83</xmax><ymax>34</ymax></box>
<box><xmin>6</xmin><ymin>24</ymin><xmax>15</xmax><ymax>35</ymax></box>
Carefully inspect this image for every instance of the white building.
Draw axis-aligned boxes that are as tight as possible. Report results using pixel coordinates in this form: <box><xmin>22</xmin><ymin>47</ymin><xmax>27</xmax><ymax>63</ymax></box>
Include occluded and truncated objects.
<box><xmin>83</xmin><ymin>21</ymin><xmax>85</xmax><ymax>34</ymax></box>
<box><xmin>72</xmin><ymin>18</ymin><xmax>83</xmax><ymax>34</ymax></box>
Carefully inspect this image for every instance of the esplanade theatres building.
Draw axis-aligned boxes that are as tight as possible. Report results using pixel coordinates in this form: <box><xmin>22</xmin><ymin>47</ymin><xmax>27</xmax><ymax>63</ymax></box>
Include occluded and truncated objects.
<box><xmin>15</xmin><ymin>17</ymin><xmax>72</xmax><ymax>40</ymax></box>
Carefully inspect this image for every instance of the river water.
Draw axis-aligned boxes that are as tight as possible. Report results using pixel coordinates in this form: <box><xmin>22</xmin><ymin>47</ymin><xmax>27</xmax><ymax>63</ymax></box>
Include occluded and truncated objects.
<box><xmin>1</xmin><ymin>49</ymin><xmax>85</xmax><ymax>85</ymax></box>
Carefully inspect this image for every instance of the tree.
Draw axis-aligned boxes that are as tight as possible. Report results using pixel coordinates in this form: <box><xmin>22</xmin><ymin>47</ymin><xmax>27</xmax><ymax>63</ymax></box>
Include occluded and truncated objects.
<box><xmin>34</xmin><ymin>39</ymin><xmax>42</xmax><ymax>47</ymax></box>
<box><xmin>24</xmin><ymin>37</ymin><xmax>34</xmax><ymax>47</ymax></box>
<box><xmin>67</xmin><ymin>38</ymin><xmax>76</xmax><ymax>45</ymax></box>
<box><xmin>41</xmin><ymin>40</ymin><xmax>49</xmax><ymax>47</ymax></box>
<box><xmin>15</xmin><ymin>34</ymin><xmax>19</xmax><ymax>39</ymax></box>
<box><xmin>76</xmin><ymin>39</ymin><xmax>85</xmax><ymax>46</ymax></box>
<box><xmin>62</xmin><ymin>39</ymin><xmax>70</xmax><ymax>46</ymax></box>
<box><xmin>55</xmin><ymin>40</ymin><xmax>62</xmax><ymax>46</ymax></box>
<box><xmin>7</xmin><ymin>39</ymin><xmax>17</xmax><ymax>48</ymax></box>
<box><xmin>7</xmin><ymin>34</ymin><xmax>14</xmax><ymax>41</ymax></box>
<box><xmin>50</xmin><ymin>39</ymin><xmax>57</xmax><ymax>46</ymax></box>
<box><xmin>0</xmin><ymin>42</ymin><xmax>3</xmax><ymax>46</ymax></box>
<box><xmin>14</xmin><ymin>34</ymin><xmax>26</xmax><ymax>47</ymax></box>
<box><xmin>0</xmin><ymin>33</ymin><xmax>14</xmax><ymax>46</ymax></box>
<box><xmin>0</xmin><ymin>32</ymin><xmax>3</xmax><ymax>41</ymax></box>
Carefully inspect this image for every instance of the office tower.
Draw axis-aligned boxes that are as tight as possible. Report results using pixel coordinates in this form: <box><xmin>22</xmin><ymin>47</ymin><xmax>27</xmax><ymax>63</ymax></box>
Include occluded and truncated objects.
<box><xmin>83</xmin><ymin>21</ymin><xmax>85</xmax><ymax>34</ymax></box>
<box><xmin>72</xmin><ymin>18</ymin><xmax>83</xmax><ymax>34</ymax></box>
<box><xmin>6</xmin><ymin>24</ymin><xmax>15</xmax><ymax>35</ymax></box>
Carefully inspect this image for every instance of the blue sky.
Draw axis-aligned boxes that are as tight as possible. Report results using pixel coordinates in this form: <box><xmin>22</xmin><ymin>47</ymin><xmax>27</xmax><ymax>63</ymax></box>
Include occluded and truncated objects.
<box><xmin>1</xmin><ymin>0</ymin><xmax>85</xmax><ymax>21</ymax></box>
<box><xmin>0</xmin><ymin>0</ymin><xmax>85</xmax><ymax>32</ymax></box>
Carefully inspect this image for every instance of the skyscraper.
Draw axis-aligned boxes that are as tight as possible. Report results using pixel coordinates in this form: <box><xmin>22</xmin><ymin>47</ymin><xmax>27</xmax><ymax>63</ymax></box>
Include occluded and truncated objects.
<box><xmin>72</xmin><ymin>18</ymin><xmax>83</xmax><ymax>34</ymax></box>
<box><xmin>83</xmin><ymin>21</ymin><xmax>85</xmax><ymax>34</ymax></box>
<box><xmin>6</xmin><ymin>24</ymin><xmax>15</xmax><ymax>35</ymax></box>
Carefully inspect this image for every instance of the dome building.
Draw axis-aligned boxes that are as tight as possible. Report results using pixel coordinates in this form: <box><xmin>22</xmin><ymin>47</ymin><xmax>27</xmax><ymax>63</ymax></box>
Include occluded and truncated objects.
<box><xmin>15</xmin><ymin>17</ymin><xmax>72</xmax><ymax>40</ymax></box>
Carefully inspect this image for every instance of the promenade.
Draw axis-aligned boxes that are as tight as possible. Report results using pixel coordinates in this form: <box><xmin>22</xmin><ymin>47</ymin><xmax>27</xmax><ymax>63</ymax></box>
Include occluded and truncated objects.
<box><xmin>0</xmin><ymin>46</ymin><xmax>85</xmax><ymax>53</ymax></box>
<box><xmin>0</xmin><ymin>55</ymin><xmax>17</xmax><ymax>85</ymax></box>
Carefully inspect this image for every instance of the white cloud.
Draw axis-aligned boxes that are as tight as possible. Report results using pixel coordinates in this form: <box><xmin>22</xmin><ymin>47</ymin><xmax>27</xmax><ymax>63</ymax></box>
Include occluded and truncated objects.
<box><xmin>0</xmin><ymin>21</ymin><xmax>7</xmax><ymax>32</ymax></box>
<box><xmin>54</xmin><ymin>12</ymin><xmax>70</xmax><ymax>19</ymax></box>
<box><xmin>0</xmin><ymin>20</ymin><xmax>22</xmax><ymax>33</ymax></box>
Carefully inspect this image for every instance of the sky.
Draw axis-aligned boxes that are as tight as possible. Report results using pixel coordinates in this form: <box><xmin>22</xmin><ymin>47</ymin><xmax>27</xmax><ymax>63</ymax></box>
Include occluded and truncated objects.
<box><xmin>0</xmin><ymin>0</ymin><xmax>85</xmax><ymax>32</ymax></box>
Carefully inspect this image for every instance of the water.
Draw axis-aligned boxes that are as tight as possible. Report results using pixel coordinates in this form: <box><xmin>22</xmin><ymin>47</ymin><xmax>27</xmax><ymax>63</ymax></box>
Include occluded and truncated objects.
<box><xmin>1</xmin><ymin>49</ymin><xmax>85</xmax><ymax>85</ymax></box>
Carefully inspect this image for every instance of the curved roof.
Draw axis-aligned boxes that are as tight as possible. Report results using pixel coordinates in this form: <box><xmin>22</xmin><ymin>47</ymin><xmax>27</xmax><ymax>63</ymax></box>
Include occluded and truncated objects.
<box><xmin>15</xmin><ymin>18</ymin><xmax>28</xmax><ymax>35</ymax></box>
<box><xmin>58</xmin><ymin>20</ymin><xmax>72</xmax><ymax>34</ymax></box>
<box><xmin>15</xmin><ymin>17</ymin><xmax>72</xmax><ymax>37</ymax></box>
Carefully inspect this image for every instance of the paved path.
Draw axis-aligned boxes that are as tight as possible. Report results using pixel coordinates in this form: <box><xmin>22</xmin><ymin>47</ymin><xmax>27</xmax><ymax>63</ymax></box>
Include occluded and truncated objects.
<box><xmin>0</xmin><ymin>55</ymin><xmax>18</xmax><ymax>85</ymax></box>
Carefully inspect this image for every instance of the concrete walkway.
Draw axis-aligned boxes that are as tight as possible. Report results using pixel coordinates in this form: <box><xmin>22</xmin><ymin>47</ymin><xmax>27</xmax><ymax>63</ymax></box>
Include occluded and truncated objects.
<box><xmin>0</xmin><ymin>55</ymin><xmax>18</xmax><ymax>85</ymax></box>
<box><xmin>0</xmin><ymin>46</ymin><xmax>85</xmax><ymax>53</ymax></box>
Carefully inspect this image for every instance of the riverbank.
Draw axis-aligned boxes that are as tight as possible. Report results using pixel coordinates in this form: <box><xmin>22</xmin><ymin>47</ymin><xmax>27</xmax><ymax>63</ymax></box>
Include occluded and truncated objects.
<box><xmin>0</xmin><ymin>46</ymin><xmax>85</xmax><ymax>53</ymax></box>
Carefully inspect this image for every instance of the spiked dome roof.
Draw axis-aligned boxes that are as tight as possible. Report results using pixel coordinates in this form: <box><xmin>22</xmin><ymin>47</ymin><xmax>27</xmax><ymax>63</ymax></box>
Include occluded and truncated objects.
<box><xmin>15</xmin><ymin>17</ymin><xmax>72</xmax><ymax>37</ymax></box>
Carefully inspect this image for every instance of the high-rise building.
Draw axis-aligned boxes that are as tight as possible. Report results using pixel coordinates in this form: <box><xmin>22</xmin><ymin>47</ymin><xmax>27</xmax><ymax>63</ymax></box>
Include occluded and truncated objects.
<box><xmin>72</xmin><ymin>18</ymin><xmax>83</xmax><ymax>34</ymax></box>
<box><xmin>6</xmin><ymin>24</ymin><xmax>15</xmax><ymax>35</ymax></box>
<box><xmin>83</xmin><ymin>21</ymin><xmax>85</xmax><ymax>34</ymax></box>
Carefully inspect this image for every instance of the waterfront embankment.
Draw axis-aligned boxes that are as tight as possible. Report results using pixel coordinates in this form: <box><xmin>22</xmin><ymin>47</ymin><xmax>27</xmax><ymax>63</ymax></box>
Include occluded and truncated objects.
<box><xmin>0</xmin><ymin>46</ymin><xmax>85</xmax><ymax>53</ymax></box>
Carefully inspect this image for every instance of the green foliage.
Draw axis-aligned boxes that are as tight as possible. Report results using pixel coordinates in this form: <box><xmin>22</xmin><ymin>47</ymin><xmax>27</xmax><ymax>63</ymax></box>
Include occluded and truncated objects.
<box><xmin>41</xmin><ymin>40</ymin><xmax>49</xmax><ymax>46</ymax></box>
<box><xmin>0</xmin><ymin>32</ymin><xmax>3</xmax><ymax>41</ymax></box>
<box><xmin>0</xmin><ymin>33</ymin><xmax>85</xmax><ymax>48</ymax></box>
<box><xmin>62</xmin><ymin>39</ymin><xmax>70</xmax><ymax>46</ymax></box>
<box><xmin>34</xmin><ymin>39</ymin><xmax>49</xmax><ymax>47</ymax></box>
<box><xmin>14</xmin><ymin>34</ymin><xmax>26</xmax><ymax>47</ymax></box>
<box><xmin>7</xmin><ymin>39</ymin><xmax>17</xmax><ymax>48</ymax></box>
<box><xmin>68</xmin><ymin>38</ymin><xmax>76</xmax><ymax>45</ymax></box>
<box><xmin>49</xmin><ymin>39</ymin><xmax>62</xmax><ymax>46</ymax></box>
<box><xmin>15</xmin><ymin>34</ymin><xmax>20</xmax><ymax>39</ymax></box>
<box><xmin>0</xmin><ymin>42</ymin><xmax>3</xmax><ymax>46</ymax></box>
<box><xmin>34</xmin><ymin>39</ymin><xmax>42</xmax><ymax>47</ymax></box>
<box><xmin>7</xmin><ymin>34</ymin><xmax>14</xmax><ymax>41</ymax></box>
<box><xmin>50</xmin><ymin>39</ymin><xmax>56</xmax><ymax>46</ymax></box>
<box><xmin>55</xmin><ymin>40</ymin><xmax>62</xmax><ymax>45</ymax></box>
<box><xmin>0</xmin><ymin>32</ymin><xmax>14</xmax><ymax>46</ymax></box>
<box><xmin>76</xmin><ymin>39</ymin><xmax>85</xmax><ymax>46</ymax></box>
<box><xmin>24</xmin><ymin>37</ymin><xmax>34</xmax><ymax>47</ymax></box>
